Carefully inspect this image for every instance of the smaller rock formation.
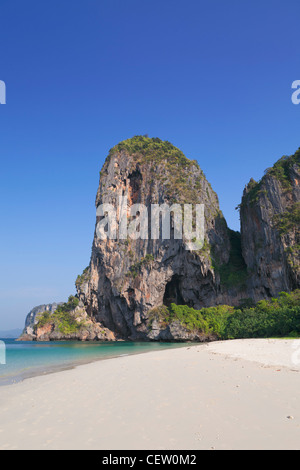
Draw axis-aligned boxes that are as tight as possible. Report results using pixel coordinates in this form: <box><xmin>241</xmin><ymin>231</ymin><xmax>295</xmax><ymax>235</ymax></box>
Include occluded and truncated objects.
<box><xmin>18</xmin><ymin>303</ymin><xmax>62</xmax><ymax>340</ymax></box>
<box><xmin>18</xmin><ymin>298</ymin><xmax>115</xmax><ymax>342</ymax></box>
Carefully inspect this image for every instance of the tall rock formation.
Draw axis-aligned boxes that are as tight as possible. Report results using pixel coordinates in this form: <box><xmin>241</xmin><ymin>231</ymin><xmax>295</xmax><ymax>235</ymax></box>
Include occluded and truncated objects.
<box><xmin>240</xmin><ymin>149</ymin><xmax>300</xmax><ymax>300</ymax></box>
<box><xmin>76</xmin><ymin>136</ymin><xmax>237</xmax><ymax>340</ymax></box>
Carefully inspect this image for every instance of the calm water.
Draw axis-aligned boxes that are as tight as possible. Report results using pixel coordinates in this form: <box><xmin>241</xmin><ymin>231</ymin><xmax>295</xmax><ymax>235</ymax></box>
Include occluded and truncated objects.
<box><xmin>0</xmin><ymin>339</ymin><xmax>188</xmax><ymax>386</ymax></box>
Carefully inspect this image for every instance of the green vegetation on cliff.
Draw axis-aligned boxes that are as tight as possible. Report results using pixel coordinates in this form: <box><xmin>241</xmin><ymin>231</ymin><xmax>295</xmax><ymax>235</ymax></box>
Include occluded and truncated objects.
<box><xmin>35</xmin><ymin>296</ymin><xmax>86</xmax><ymax>336</ymax></box>
<box><xmin>108</xmin><ymin>135</ymin><xmax>198</xmax><ymax>168</ymax></box>
<box><xmin>149</xmin><ymin>290</ymin><xmax>300</xmax><ymax>339</ymax></box>
<box><xmin>150</xmin><ymin>304</ymin><xmax>234</xmax><ymax>337</ymax></box>
<box><xmin>212</xmin><ymin>230</ymin><xmax>248</xmax><ymax>290</ymax></box>
<box><xmin>75</xmin><ymin>266</ymin><xmax>91</xmax><ymax>290</ymax></box>
<box><xmin>241</xmin><ymin>178</ymin><xmax>265</xmax><ymax>207</ymax></box>
<box><xmin>105</xmin><ymin>135</ymin><xmax>209</xmax><ymax>204</ymax></box>
<box><xmin>240</xmin><ymin>149</ymin><xmax>300</xmax><ymax>208</ymax></box>
<box><xmin>265</xmin><ymin>149</ymin><xmax>300</xmax><ymax>189</ymax></box>
<box><xmin>273</xmin><ymin>202</ymin><xmax>300</xmax><ymax>234</ymax></box>
<box><xmin>126</xmin><ymin>254</ymin><xmax>155</xmax><ymax>279</ymax></box>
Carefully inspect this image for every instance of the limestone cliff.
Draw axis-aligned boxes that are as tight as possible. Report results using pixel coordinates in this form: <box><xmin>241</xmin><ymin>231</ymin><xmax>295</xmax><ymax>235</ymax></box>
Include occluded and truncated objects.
<box><xmin>240</xmin><ymin>149</ymin><xmax>300</xmax><ymax>300</ymax></box>
<box><xmin>18</xmin><ymin>298</ymin><xmax>115</xmax><ymax>342</ymax></box>
<box><xmin>76</xmin><ymin>136</ymin><xmax>241</xmax><ymax>341</ymax></box>
<box><xmin>18</xmin><ymin>303</ymin><xmax>62</xmax><ymax>340</ymax></box>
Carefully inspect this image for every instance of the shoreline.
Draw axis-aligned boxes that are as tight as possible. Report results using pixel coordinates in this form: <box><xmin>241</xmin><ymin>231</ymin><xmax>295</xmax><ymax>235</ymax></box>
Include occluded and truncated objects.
<box><xmin>2</xmin><ymin>336</ymin><xmax>299</xmax><ymax>387</ymax></box>
<box><xmin>0</xmin><ymin>340</ymin><xmax>191</xmax><ymax>387</ymax></box>
<box><xmin>0</xmin><ymin>339</ymin><xmax>300</xmax><ymax>450</ymax></box>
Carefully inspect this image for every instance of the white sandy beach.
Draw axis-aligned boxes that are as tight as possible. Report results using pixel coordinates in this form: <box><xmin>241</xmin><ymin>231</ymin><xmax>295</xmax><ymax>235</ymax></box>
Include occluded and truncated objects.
<box><xmin>0</xmin><ymin>338</ymin><xmax>300</xmax><ymax>450</ymax></box>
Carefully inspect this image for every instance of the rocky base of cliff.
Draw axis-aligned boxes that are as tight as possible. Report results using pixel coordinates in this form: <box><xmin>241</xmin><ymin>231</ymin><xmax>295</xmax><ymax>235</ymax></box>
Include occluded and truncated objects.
<box><xmin>17</xmin><ymin>297</ymin><xmax>117</xmax><ymax>342</ymax></box>
<box><xmin>146</xmin><ymin>320</ymin><xmax>218</xmax><ymax>342</ymax></box>
<box><xmin>18</xmin><ymin>319</ymin><xmax>116</xmax><ymax>342</ymax></box>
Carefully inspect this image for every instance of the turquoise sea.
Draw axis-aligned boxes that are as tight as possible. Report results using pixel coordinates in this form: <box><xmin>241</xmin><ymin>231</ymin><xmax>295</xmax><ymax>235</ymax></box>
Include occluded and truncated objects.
<box><xmin>0</xmin><ymin>339</ymin><xmax>188</xmax><ymax>386</ymax></box>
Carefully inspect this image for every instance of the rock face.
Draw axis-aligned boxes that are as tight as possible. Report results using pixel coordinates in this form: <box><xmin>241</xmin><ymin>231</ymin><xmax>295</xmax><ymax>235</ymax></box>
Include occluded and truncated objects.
<box><xmin>240</xmin><ymin>150</ymin><xmax>300</xmax><ymax>300</ymax></box>
<box><xmin>18</xmin><ymin>300</ymin><xmax>116</xmax><ymax>342</ymax></box>
<box><xmin>76</xmin><ymin>136</ymin><xmax>241</xmax><ymax>341</ymax></box>
<box><xmin>19</xmin><ymin>303</ymin><xmax>62</xmax><ymax>340</ymax></box>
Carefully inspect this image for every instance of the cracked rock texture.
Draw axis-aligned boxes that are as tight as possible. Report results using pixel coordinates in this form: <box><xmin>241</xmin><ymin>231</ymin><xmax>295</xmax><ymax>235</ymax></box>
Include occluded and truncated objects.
<box><xmin>77</xmin><ymin>137</ymin><xmax>241</xmax><ymax>341</ymax></box>
<box><xmin>240</xmin><ymin>150</ymin><xmax>300</xmax><ymax>300</ymax></box>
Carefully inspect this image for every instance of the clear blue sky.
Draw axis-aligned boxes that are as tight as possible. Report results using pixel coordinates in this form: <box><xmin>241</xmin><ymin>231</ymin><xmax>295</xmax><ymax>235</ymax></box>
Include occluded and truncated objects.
<box><xmin>0</xmin><ymin>0</ymin><xmax>300</xmax><ymax>330</ymax></box>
